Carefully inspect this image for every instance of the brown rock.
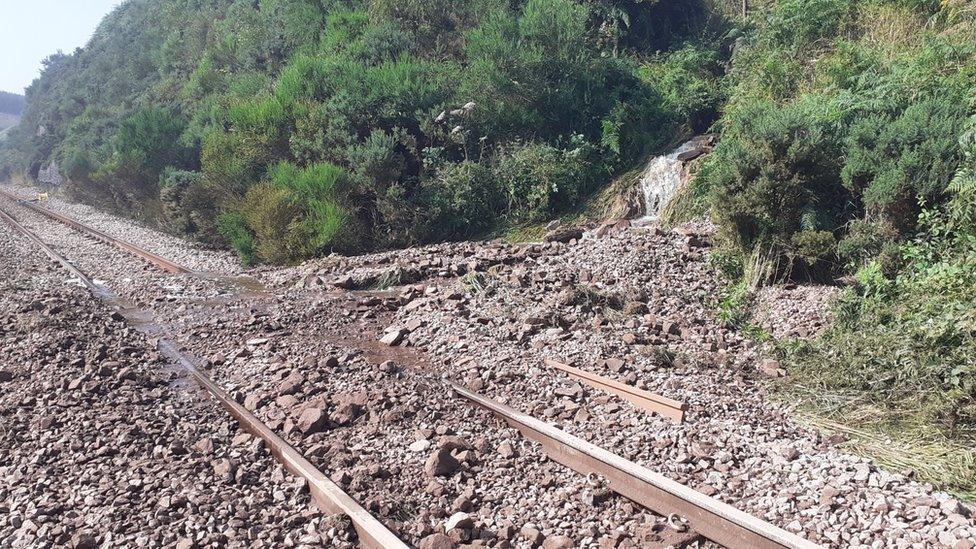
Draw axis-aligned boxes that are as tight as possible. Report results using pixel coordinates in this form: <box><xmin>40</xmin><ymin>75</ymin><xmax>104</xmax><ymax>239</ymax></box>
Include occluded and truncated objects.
<box><xmin>498</xmin><ymin>441</ymin><xmax>518</xmax><ymax>459</ymax></box>
<box><xmin>544</xmin><ymin>227</ymin><xmax>583</xmax><ymax>244</ymax></box>
<box><xmin>279</xmin><ymin>373</ymin><xmax>304</xmax><ymax>396</ymax></box>
<box><xmin>425</xmin><ymin>445</ymin><xmax>461</xmax><ymax>477</ymax></box>
<box><xmin>212</xmin><ymin>458</ymin><xmax>237</xmax><ymax>480</ymax></box>
<box><xmin>543</xmin><ymin>536</ymin><xmax>575</xmax><ymax>549</ymax></box>
<box><xmin>445</xmin><ymin>511</ymin><xmax>474</xmax><ymax>531</ymax></box>
<box><xmin>193</xmin><ymin>438</ymin><xmax>215</xmax><ymax>454</ymax></box>
<box><xmin>419</xmin><ymin>533</ymin><xmax>456</xmax><ymax>549</ymax></box>
<box><xmin>520</xmin><ymin>525</ymin><xmax>545</xmax><ymax>546</ymax></box>
<box><xmin>758</xmin><ymin>358</ymin><xmax>785</xmax><ymax>378</ymax></box>
<box><xmin>298</xmin><ymin>407</ymin><xmax>330</xmax><ymax>435</ymax></box>
<box><xmin>71</xmin><ymin>531</ymin><xmax>97</xmax><ymax>549</ymax></box>
<box><xmin>244</xmin><ymin>393</ymin><xmax>266</xmax><ymax>411</ymax></box>
<box><xmin>380</xmin><ymin>328</ymin><xmax>408</xmax><ymax>346</ymax></box>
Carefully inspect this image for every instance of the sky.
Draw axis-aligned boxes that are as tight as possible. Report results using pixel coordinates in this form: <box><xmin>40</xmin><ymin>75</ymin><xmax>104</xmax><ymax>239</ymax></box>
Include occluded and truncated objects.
<box><xmin>0</xmin><ymin>0</ymin><xmax>121</xmax><ymax>94</ymax></box>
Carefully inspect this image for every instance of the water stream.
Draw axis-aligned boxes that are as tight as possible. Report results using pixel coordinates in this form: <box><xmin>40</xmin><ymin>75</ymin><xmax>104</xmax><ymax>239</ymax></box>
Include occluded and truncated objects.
<box><xmin>638</xmin><ymin>137</ymin><xmax>706</xmax><ymax>221</ymax></box>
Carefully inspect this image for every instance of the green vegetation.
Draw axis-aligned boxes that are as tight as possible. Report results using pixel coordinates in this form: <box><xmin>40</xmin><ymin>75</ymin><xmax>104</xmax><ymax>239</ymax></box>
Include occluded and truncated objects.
<box><xmin>698</xmin><ymin>0</ymin><xmax>976</xmax><ymax>284</ymax></box>
<box><xmin>0</xmin><ymin>0</ymin><xmax>729</xmax><ymax>260</ymax></box>
<box><xmin>687</xmin><ymin>0</ymin><xmax>976</xmax><ymax>495</ymax></box>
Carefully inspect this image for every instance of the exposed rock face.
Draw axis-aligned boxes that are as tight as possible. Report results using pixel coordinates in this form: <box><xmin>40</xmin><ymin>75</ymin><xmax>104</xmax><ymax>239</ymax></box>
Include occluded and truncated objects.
<box><xmin>37</xmin><ymin>161</ymin><xmax>64</xmax><ymax>187</ymax></box>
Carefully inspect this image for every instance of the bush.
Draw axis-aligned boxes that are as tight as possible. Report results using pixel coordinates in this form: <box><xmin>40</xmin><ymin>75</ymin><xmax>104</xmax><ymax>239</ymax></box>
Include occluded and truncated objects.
<box><xmin>843</xmin><ymin>98</ymin><xmax>969</xmax><ymax>235</ymax></box>
<box><xmin>496</xmin><ymin>141</ymin><xmax>601</xmax><ymax>222</ymax></box>
<box><xmin>217</xmin><ymin>211</ymin><xmax>256</xmax><ymax>265</ymax></box>
<box><xmin>159</xmin><ymin>169</ymin><xmax>223</xmax><ymax>245</ymax></box>
<box><xmin>230</xmin><ymin>161</ymin><xmax>360</xmax><ymax>264</ymax></box>
<box><xmin>427</xmin><ymin>161</ymin><xmax>502</xmax><ymax>238</ymax></box>
<box><xmin>708</xmin><ymin>97</ymin><xmax>849</xmax><ymax>280</ymax></box>
<box><xmin>105</xmin><ymin>106</ymin><xmax>189</xmax><ymax>201</ymax></box>
<box><xmin>640</xmin><ymin>44</ymin><xmax>726</xmax><ymax>132</ymax></box>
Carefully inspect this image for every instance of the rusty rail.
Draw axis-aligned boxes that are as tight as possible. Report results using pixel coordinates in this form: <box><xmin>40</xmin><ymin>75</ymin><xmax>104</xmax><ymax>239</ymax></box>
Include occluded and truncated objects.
<box><xmin>0</xmin><ymin>205</ymin><xmax>407</xmax><ymax>549</ymax></box>
<box><xmin>453</xmin><ymin>384</ymin><xmax>821</xmax><ymax>549</ymax></box>
<box><xmin>0</xmin><ymin>188</ymin><xmax>190</xmax><ymax>274</ymax></box>
<box><xmin>545</xmin><ymin>358</ymin><xmax>687</xmax><ymax>423</ymax></box>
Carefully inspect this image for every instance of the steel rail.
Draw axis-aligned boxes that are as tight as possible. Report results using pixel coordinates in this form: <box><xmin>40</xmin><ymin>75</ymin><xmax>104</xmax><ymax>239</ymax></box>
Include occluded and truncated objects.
<box><xmin>0</xmin><ymin>206</ymin><xmax>408</xmax><ymax>549</ymax></box>
<box><xmin>0</xmin><ymin>188</ymin><xmax>190</xmax><ymax>274</ymax></box>
<box><xmin>545</xmin><ymin>358</ymin><xmax>687</xmax><ymax>423</ymax></box>
<box><xmin>453</xmin><ymin>384</ymin><xmax>821</xmax><ymax>549</ymax></box>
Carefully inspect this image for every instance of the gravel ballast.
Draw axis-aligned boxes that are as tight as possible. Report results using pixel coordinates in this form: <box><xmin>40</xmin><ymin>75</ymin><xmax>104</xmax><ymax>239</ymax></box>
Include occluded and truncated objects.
<box><xmin>2</xmin><ymin>189</ymin><xmax>973</xmax><ymax>548</ymax></box>
<box><xmin>0</xmin><ymin>213</ymin><xmax>351</xmax><ymax>547</ymax></box>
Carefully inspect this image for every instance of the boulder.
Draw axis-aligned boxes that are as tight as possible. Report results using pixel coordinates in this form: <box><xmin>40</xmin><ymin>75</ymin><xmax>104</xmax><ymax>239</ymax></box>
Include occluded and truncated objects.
<box><xmin>298</xmin><ymin>407</ymin><xmax>330</xmax><ymax>435</ymax></box>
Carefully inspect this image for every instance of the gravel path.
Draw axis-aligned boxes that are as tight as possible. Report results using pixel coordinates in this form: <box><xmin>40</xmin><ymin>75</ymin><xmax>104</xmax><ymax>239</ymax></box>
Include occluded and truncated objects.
<box><xmin>0</xmin><ymin>212</ymin><xmax>347</xmax><ymax>547</ymax></box>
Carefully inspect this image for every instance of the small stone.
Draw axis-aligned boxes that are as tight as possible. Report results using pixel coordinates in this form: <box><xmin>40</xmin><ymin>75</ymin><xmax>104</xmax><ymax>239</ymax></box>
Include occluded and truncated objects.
<box><xmin>193</xmin><ymin>438</ymin><xmax>215</xmax><ymax>454</ymax></box>
<box><xmin>777</xmin><ymin>444</ymin><xmax>799</xmax><ymax>461</ymax></box>
<box><xmin>212</xmin><ymin>458</ymin><xmax>237</xmax><ymax>480</ymax></box>
<box><xmin>498</xmin><ymin>441</ymin><xmax>518</xmax><ymax>459</ymax></box>
<box><xmin>520</xmin><ymin>525</ymin><xmax>545</xmax><ymax>546</ymax></box>
<box><xmin>445</xmin><ymin>512</ymin><xmax>474</xmax><ymax>531</ymax></box>
<box><xmin>582</xmin><ymin>489</ymin><xmax>613</xmax><ymax>507</ymax></box>
<box><xmin>71</xmin><ymin>531</ymin><xmax>97</xmax><ymax>549</ymax></box>
<box><xmin>425</xmin><ymin>445</ymin><xmax>461</xmax><ymax>477</ymax></box>
<box><xmin>380</xmin><ymin>328</ymin><xmax>408</xmax><ymax>346</ymax></box>
<box><xmin>244</xmin><ymin>393</ymin><xmax>266</xmax><ymax>411</ymax></box>
<box><xmin>542</xmin><ymin>535</ymin><xmax>574</xmax><ymax>549</ymax></box>
<box><xmin>409</xmin><ymin>439</ymin><xmax>432</xmax><ymax>453</ymax></box>
<box><xmin>758</xmin><ymin>358</ymin><xmax>785</xmax><ymax>377</ymax></box>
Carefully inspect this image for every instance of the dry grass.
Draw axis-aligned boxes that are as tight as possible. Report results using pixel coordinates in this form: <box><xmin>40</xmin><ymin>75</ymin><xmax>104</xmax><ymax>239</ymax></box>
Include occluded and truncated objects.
<box><xmin>792</xmin><ymin>407</ymin><xmax>976</xmax><ymax>500</ymax></box>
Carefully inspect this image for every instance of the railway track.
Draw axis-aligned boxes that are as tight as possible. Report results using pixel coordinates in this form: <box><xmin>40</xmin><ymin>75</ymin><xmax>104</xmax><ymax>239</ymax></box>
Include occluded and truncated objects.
<box><xmin>0</xmin><ymin>188</ymin><xmax>190</xmax><ymax>274</ymax></box>
<box><xmin>0</xmin><ymin>195</ymin><xmax>822</xmax><ymax>549</ymax></box>
<box><xmin>0</xmin><ymin>203</ymin><xmax>408</xmax><ymax>549</ymax></box>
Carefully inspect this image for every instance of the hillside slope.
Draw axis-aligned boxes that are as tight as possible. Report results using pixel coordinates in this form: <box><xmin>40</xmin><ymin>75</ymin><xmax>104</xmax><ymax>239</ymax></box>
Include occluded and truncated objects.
<box><xmin>0</xmin><ymin>0</ymin><xmax>728</xmax><ymax>262</ymax></box>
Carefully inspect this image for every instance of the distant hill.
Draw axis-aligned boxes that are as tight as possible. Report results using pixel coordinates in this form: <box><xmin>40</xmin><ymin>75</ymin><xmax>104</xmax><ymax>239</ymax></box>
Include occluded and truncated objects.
<box><xmin>0</xmin><ymin>92</ymin><xmax>24</xmax><ymax>137</ymax></box>
<box><xmin>0</xmin><ymin>91</ymin><xmax>25</xmax><ymax>116</ymax></box>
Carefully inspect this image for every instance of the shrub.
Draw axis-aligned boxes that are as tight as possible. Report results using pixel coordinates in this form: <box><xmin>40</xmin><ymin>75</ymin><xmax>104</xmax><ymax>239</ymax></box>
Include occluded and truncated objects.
<box><xmin>708</xmin><ymin>97</ymin><xmax>849</xmax><ymax>280</ymax></box>
<box><xmin>427</xmin><ymin>160</ymin><xmax>502</xmax><ymax>238</ymax></box>
<box><xmin>268</xmin><ymin>161</ymin><xmax>361</xmax><ymax>254</ymax></box>
<box><xmin>843</xmin><ymin>98</ymin><xmax>969</xmax><ymax>235</ymax></box>
<box><xmin>159</xmin><ymin>169</ymin><xmax>223</xmax><ymax>245</ymax></box>
<box><xmin>231</xmin><ymin>161</ymin><xmax>360</xmax><ymax>264</ymax></box>
<box><xmin>108</xmin><ymin>106</ymin><xmax>189</xmax><ymax>199</ymax></box>
<box><xmin>496</xmin><ymin>141</ymin><xmax>601</xmax><ymax>221</ymax></box>
<box><xmin>640</xmin><ymin>44</ymin><xmax>726</xmax><ymax>132</ymax></box>
<box><xmin>217</xmin><ymin>211</ymin><xmax>256</xmax><ymax>265</ymax></box>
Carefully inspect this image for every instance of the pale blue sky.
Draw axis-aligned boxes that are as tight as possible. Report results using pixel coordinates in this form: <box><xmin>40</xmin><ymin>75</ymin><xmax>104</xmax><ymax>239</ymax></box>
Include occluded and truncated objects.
<box><xmin>1</xmin><ymin>0</ymin><xmax>121</xmax><ymax>94</ymax></box>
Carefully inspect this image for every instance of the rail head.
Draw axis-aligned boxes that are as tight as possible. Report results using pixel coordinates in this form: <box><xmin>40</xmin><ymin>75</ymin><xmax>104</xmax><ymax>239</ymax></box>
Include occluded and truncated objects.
<box><xmin>452</xmin><ymin>383</ymin><xmax>821</xmax><ymax>549</ymax></box>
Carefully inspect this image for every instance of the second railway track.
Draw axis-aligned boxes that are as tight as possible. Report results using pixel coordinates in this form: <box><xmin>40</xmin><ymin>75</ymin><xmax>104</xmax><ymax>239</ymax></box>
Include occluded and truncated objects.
<box><xmin>0</xmin><ymin>193</ymin><xmax>821</xmax><ymax>549</ymax></box>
